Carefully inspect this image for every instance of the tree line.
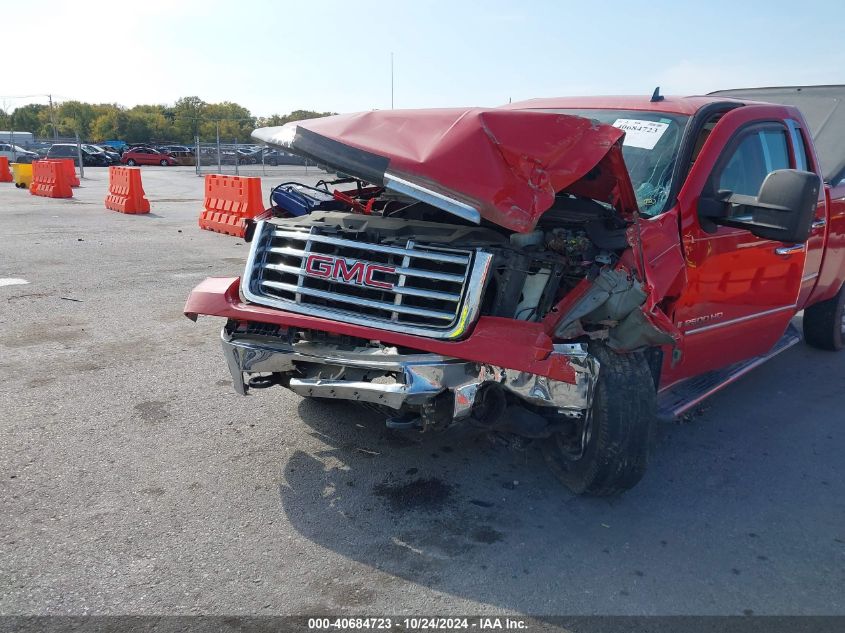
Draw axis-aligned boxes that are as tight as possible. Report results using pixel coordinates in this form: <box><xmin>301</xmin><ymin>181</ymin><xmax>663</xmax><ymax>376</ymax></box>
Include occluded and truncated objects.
<box><xmin>0</xmin><ymin>96</ymin><xmax>334</xmax><ymax>143</ymax></box>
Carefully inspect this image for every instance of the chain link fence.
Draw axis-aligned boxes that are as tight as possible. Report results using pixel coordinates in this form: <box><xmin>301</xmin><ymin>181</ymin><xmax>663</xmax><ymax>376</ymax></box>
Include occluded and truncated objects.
<box><xmin>192</xmin><ymin>139</ymin><xmax>327</xmax><ymax>178</ymax></box>
<box><xmin>1</xmin><ymin>133</ymin><xmax>88</xmax><ymax>177</ymax></box>
<box><xmin>2</xmin><ymin>134</ymin><xmax>80</xmax><ymax>159</ymax></box>
<box><xmin>3</xmin><ymin>129</ymin><xmax>333</xmax><ymax>180</ymax></box>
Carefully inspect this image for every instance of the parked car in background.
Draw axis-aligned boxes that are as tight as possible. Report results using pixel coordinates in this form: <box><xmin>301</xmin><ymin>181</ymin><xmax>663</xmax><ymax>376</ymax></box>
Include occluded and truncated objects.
<box><xmin>126</xmin><ymin>143</ymin><xmax>159</xmax><ymax>153</ymax></box>
<box><xmin>31</xmin><ymin>144</ymin><xmax>52</xmax><ymax>158</ymax></box>
<box><xmin>238</xmin><ymin>147</ymin><xmax>264</xmax><ymax>164</ymax></box>
<box><xmin>158</xmin><ymin>145</ymin><xmax>194</xmax><ymax>156</ymax></box>
<box><xmin>101</xmin><ymin>140</ymin><xmax>127</xmax><ymax>153</ymax></box>
<box><xmin>84</xmin><ymin>144</ymin><xmax>120</xmax><ymax>165</ymax></box>
<box><xmin>46</xmin><ymin>143</ymin><xmax>111</xmax><ymax>166</ymax></box>
<box><xmin>262</xmin><ymin>148</ymin><xmax>306</xmax><ymax>166</ymax></box>
<box><xmin>0</xmin><ymin>143</ymin><xmax>39</xmax><ymax>163</ymax></box>
<box><xmin>120</xmin><ymin>147</ymin><xmax>177</xmax><ymax>166</ymax></box>
<box><xmin>236</xmin><ymin>147</ymin><xmax>259</xmax><ymax>164</ymax></box>
<box><xmin>101</xmin><ymin>147</ymin><xmax>122</xmax><ymax>164</ymax></box>
<box><xmin>158</xmin><ymin>146</ymin><xmax>195</xmax><ymax>163</ymax></box>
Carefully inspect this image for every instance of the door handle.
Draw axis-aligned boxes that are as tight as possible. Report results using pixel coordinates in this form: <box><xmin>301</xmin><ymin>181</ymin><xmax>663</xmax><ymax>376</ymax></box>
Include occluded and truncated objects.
<box><xmin>811</xmin><ymin>219</ymin><xmax>827</xmax><ymax>230</ymax></box>
<box><xmin>774</xmin><ymin>244</ymin><xmax>805</xmax><ymax>256</ymax></box>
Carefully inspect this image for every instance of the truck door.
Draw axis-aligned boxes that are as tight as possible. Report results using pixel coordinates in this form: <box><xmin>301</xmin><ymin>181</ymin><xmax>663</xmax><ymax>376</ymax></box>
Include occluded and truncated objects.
<box><xmin>668</xmin><ymin>105</ymin><xmax>808</xmax><ymax>383</ymax></box>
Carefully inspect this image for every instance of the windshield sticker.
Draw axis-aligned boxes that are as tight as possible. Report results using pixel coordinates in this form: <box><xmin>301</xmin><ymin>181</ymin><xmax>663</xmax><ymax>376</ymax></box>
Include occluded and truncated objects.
<box><xmin>612</xmin><ymin>119</ymin><xmax>670</xmax><ymax>150</ymax></box>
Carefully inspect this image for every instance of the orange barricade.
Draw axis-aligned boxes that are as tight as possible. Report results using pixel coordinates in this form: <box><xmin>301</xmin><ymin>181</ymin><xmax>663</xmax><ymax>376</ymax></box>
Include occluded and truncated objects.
<box><xmin>105</xmin><ymin>166</ymin><xmax>150</xmax><ymax>214</ymax></box>
<box><xmin>52</xmin><ymin>158</ymin><xmax>80</xmax><ymax>187</ymax></box>
<box><xmin>198</xmin><ymin>174</ymin><xmax>264</xmax><ymax>238</ymax></box>
<box><xmin>30</xmin><ymin>160</ymin><xmax>73</xmax><ymax>198</ymax></box>
<box><xmin>0</xmin><ymin>157</ymin><xmax>12</xmax><ymax>182</ymax></box>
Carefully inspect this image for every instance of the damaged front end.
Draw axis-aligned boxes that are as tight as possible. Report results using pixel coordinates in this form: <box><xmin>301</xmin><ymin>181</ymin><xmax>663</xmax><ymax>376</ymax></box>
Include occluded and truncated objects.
<box><xmin>221</xmin><ymin>322</ymin><xmax>598</xmax><ymax>435</ymax></box>
<box><xmin>187</xmin><ymin>107</ymin><xmax>678</xmax><ymax>437</ymax></box>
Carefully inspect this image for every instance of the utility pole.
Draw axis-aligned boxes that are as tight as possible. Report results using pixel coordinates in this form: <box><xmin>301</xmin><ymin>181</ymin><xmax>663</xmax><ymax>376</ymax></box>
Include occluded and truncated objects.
<box><xmin>48</xmin><ymin>94</ymin><xmax>58</xmax><ymax>139</ymax></box>
<box><xmin>216</xmin><ymin>121</ymin><xmax>221</xmax><ymax>173</ymax></box>
<box><xmin>390</xmin><ymin>52</ymin><xmax>394</xmax><ymax>109</ymax></box>
<box><xmin>75</xmin><ymin>132</ymin><xmax>84</xmax><ymax>180</ymax></box>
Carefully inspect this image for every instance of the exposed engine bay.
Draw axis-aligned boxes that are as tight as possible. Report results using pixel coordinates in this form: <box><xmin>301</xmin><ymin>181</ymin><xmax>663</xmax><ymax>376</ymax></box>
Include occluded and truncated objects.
<box><xmin>260</xmin><ymin>176</ymin><xmax>652</xmax><ymax>345</ymax></box>
<box><xmin>219</xmin><ymin>176</ymin><xmax>672</xmax><ymax>437</ymax></box>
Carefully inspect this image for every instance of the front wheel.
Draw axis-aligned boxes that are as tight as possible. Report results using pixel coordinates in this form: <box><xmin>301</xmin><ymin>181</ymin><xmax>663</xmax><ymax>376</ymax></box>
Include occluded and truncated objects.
<box><xmin>803</xmin><ymin>284</ymin><xmax>845</xmax><ymax>351</ymax></box>
<box><xmin>126</xmin><ymin>159</ymin><xmax>137</xmax><ymax>166</ymax></box>
<box><xmin>160</xmin><ymin>159</ymin><xmax>168</xmax><ymax>166</ymax></box>
<box><xmin>542</xmin><ymin>345</ymin><xmax>656</xmax><ymax>496</ymax></box>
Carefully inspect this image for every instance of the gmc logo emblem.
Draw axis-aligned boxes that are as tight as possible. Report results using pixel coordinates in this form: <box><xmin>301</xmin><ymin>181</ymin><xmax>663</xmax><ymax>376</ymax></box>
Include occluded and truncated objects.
<box><xmin>304</xmin><ymin>254</ymin><xmax>395</xmax><ymax>290</ymax></box>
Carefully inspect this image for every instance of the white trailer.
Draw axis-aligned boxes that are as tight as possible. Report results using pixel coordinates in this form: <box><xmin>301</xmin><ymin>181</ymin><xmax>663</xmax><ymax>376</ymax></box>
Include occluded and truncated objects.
<box><xmin>0</xmin><ymin>131</ymin><xmax>35</xmax><ymax>146</ymax></box>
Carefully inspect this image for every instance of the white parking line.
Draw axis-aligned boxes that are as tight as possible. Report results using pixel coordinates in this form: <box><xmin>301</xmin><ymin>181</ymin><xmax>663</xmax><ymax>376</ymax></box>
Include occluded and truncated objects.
<box><xmin>0</xmin><ymin>278</ymin><xmax>29</xmax><ymax>287</ymax></box>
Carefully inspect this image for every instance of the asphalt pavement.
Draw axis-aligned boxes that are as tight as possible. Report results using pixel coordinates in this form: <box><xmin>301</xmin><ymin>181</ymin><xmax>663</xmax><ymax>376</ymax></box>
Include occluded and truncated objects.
<box><xmin>1</xmin><ymin>166</ymin><xmax>843</xmax><ymax>616</ymax></box>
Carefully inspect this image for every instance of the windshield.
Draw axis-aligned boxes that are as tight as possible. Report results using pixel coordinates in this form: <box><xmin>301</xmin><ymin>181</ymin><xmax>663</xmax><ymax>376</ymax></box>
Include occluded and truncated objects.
<box><xmin>551</xmin><ymin>109</ymin><xmax>689</xmax><ymax>216</ymax></box>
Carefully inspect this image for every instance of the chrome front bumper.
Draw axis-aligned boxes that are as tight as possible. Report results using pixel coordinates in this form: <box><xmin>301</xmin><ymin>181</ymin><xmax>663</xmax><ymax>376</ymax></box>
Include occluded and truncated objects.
<box><xmin>221</xmin><ymin>330</ymin><xmax>599</xmax><ymax>420</ymax></box>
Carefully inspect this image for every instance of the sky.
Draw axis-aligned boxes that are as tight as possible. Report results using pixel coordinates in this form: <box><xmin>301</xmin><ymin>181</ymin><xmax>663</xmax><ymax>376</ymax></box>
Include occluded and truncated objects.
<box><xmin>2</xmin><ymin>0</ymin><xmax>844</xmax><ymax>116</ymax></box>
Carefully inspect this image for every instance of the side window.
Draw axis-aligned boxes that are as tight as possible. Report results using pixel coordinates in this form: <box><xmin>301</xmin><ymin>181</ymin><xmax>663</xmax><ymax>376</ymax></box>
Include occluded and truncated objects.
<box><xmin>689</xmin><ymin>112</ymin><xmax>726</xmax><ymax>170</ymax></box>
<box><xmin>717</xmin><ymin>127</ymin><xmax>790</xmax><ymax>196</ymax></box>
<box><xmin>786</xmin><ymin>120</ymin><xmax>809</xmax><ymax>172</ymax></box>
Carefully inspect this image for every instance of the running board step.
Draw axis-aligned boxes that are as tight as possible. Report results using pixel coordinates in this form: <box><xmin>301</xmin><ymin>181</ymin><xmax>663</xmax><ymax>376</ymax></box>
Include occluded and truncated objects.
<box><xmin>657</xmin><ymin>324</ymin><xmax>801</xmax><ymax>420</ymax></box>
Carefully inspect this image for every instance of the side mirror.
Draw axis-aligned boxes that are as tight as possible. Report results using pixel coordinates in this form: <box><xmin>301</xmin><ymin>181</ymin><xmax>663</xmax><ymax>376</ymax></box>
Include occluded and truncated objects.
<box><xmin>698</xmin><ymin>169</ymin><xmax>820</xmax><ymax>243</ymax></box>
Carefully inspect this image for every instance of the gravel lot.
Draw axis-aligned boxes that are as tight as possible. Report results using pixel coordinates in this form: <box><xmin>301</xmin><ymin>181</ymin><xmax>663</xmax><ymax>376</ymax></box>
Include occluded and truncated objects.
<box><xmin>1</xmin><ymin>166</ymin><xmax>843</xmax><ymax>617</ymax></box>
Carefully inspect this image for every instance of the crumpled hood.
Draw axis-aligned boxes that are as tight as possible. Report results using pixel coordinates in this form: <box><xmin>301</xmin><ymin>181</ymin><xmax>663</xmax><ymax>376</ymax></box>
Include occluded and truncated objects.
<box><xmin>252</xmin><ymin>108</ymin><xmax>639</xmax><ymax>233</ymax></box>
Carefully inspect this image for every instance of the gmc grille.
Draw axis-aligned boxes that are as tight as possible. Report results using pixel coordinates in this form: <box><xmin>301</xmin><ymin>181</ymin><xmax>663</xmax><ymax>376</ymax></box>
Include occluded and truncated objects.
<box><xmin>242</xmin><ymin>221</ymin><xmax>492</xmax><ymax>339</ymax></box>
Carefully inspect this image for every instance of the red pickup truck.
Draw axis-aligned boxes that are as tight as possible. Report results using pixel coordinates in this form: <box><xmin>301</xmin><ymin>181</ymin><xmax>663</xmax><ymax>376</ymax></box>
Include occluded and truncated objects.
<box><xmin>186</xmin><ymin>86</ymin><xmax>845</xmax><ymax>495</ymax></box>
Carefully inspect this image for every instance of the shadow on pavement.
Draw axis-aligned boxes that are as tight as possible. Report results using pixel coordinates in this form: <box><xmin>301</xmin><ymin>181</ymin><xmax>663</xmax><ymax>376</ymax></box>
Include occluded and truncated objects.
<box><xmin>276</xmin><ymin>340</ymin><xmax>845</xmax><ymax>615</ymax></box>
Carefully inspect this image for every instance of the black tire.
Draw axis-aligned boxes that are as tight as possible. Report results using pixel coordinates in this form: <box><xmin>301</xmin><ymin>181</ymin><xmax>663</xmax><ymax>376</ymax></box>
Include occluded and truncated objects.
<box><xmin>126</xmin><ymin>159</ymin><xmax>136</xmax><ymax>166</ymax></box>
<box><xmin>803</xmin><ymin>284</ymin><xmax>845</xmax><ymax>351</ymax></box>
<box><xmin>159</xmin><ymin>159</ymin><xmax>168</xmax><ymax>166</ymax></box>
<box><xmin>542</xmin><ymin>345</ymin><xmax>656</xmax><ymax>496</ymax></box>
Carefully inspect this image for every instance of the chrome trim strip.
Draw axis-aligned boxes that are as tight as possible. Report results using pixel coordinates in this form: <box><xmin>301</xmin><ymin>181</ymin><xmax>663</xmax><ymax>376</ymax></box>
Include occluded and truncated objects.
<box><xmin>774</xmin><ymin>244</ymin><xmax>805</xmax><ymax>256</ymax></box>
<box><xmin>241</xmin><ymin>220</ymin><xmax>268</xmax><ymax>301</ymax></box>
<box><xmin>268</xmin><ymin>245</ymin><xmax>308</xmax><ymax>258</ymax></box>
<box><xmin>802</xmin><ymin>272</ymin><xmax>820</xmax><ymax>282</ymax></box>
<box><xmin>383</xmin><ymin>172</ymin><xmax>481</xmax><ymax>225</ymax></box>
<box><xmin>684</xmin><ymin>305</ymin><xmax>797</xmax><ymax>336</ymax></box>
<box><xmin>384</xmin><ymin>285</ymin><xmax>461</xmax><ymax>302</ymax></box>
<box><xmin>272</xmin><ymin>229</ymin><xmax>471</xmax><ymax>265</ymax></box>
<box><xmin>394</xmin><ymin>266</ymin><xmax>464</xmax><ymax>283</ymax></box>
<box><xmin>260</xmin><ymin>280</ymin><xmax>457</xmax><ymax>320</ymax></box>
<box><xmin>812</xmin><ymin>218</ymin><xmax>827</xmax><ymax>230</ymax></box>
<box><xmin>265</xmin><ymin>260</ymin><xmax>464</xmax><ymax>291</ymax></box>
